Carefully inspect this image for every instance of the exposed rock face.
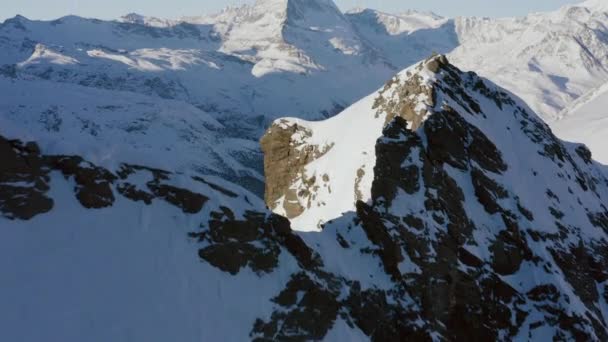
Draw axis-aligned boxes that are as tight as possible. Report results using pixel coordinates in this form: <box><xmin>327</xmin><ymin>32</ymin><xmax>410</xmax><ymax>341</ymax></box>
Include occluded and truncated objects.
<box><xmin>372</xmin><ymin>56</ymin><xmax>437</xmax><ymax>129</ymax></box>
<box><xmin>0</xmin><ymin>136</ymin><xmax>214</xmax><ymax>219</ymax></box>
<box><xmin>261</xmin><ymin>120</ymin><xmax>333</xmax><ymax>219</ymax></box>
<box><xmin>52</xmin><ymin>156</ymin><xmax>118</xmax><ymax>209</ymax></box>
<box><xmin>0</xmin><ymin>136</ymin><xmax>53</xmax><ymax>219</ymax></box>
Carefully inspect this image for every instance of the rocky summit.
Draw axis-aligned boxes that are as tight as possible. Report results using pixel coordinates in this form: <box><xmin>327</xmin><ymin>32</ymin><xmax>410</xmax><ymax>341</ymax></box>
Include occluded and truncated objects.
<box><xmin>2</xmin><ymin>53</ymin><xmax>608</xmax><ymax>341</ymax></box>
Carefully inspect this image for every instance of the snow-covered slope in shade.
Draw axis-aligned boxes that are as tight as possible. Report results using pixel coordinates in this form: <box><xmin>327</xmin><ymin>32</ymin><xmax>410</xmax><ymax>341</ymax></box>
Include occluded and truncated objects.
<box><xmin>347</xmin><ymin>8</ymin><xmax>446</xmax><ymax>35</ymax></box>
<box><xmin>346</xmin><ymin>9</ymin><xmax>457</xmax><ymax>69</ymax></box>
<box><xmin>0</xmin><ymin>131</ymin><xmax>299</xmax><ymax>342</ymax></box>
<box><xmin>120</xmin><ymin>13</ymin><xmax>176</xmax><ymax>28</ymax></box>
<box><xmin>554</xmin><ymin>81</ymin><xmax>608</xmax><ymax>165</ymax></box>
<box><xmin>449</xmin><ymin>1</ymin><xmax>608</xmax><ymax>119</ymax></box>
<box><xmin>0</xmin><ymin>77</ymin><xmax>266</xmax><ymax>195</ymax></box>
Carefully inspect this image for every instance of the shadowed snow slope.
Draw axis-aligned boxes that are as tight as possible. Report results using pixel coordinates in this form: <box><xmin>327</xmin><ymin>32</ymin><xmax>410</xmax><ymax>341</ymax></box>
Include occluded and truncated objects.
<box><xmin>262</xmin><ymin>55</ymin><xmax>608</xmax><ymax>232</ymax></box>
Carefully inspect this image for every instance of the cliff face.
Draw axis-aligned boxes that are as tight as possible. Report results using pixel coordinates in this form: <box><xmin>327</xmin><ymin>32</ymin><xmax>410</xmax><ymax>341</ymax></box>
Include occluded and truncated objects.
<box><xmin>349</xmin><ymin>113</ymin><xmax>608</xmax><ymax>340</ymax></box>
<box><xmin>260</xmin><ymin>120</ymin><xmax>334</xmax><ymax>219</ymax></box>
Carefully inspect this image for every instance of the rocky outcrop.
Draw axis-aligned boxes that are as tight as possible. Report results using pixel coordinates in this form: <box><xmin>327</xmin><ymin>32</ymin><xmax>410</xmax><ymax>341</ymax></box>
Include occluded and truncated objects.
<box><xmin>191</xmin><ymin>207</ymin><xmax>319</xmax><ymax>275</ymax></box>
<box><xmin>0</xmin><ymin>136</ymin><xmax>53</xmax><ymax>220</ymax></box>
<box><xmin>260</xmin><ymin>120</ymin><xmax>333</xmax><ymax>218</ymax></box>
<box><xmin>372</xmin><ymin>56</ymin><xmax>438</xmax><ymax>129</ymax></box>
<box><xmin>0</xmin><ymin>135</ymin><xmax>217</xmax><ymax>219</ymax></box>
<box><xmin>259</xmin><ymin>55</ymin><xmax>521</xmax><ymax>230</ymax></box>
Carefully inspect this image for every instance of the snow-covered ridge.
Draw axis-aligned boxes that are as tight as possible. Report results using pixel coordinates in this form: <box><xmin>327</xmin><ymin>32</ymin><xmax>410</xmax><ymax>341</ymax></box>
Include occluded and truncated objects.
<box><xmin>0</xmin><ymin>0</ymin><xmax>402</xmax><ymax>126</ymax></box>
<box><xmin>261</xmin><ymin>55</ymin><xmax>539</xmax><ymax>231</ymax></box>
<box><xmin>120</xmin><ymin>13</ymin><xmax>177</xmax><ymax>28</ymax></box>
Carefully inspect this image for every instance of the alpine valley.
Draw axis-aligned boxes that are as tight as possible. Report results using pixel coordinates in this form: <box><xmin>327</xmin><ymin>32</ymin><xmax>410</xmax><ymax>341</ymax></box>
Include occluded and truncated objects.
<box><xmin>2</xmin><ymin>0</ymin><xmax>608</xmax><ymax>341</ymax></box>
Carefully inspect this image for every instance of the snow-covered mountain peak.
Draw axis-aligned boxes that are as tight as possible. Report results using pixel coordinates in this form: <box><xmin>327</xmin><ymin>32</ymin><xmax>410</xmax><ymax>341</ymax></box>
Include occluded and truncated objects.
<box><xmin>232</xmin><ymin>0</ymin><xmax>344</xmax><ymax>27</ymax></box>
<box><xmin>549</xmin><ymin>0</ymin><xmax>608</xmax><ymax>22</ymax></box>
<box><xmin>261</xmin><ymin>54</ymin><xmax>527</xmax><ymax>231</ymax></box>
<box><xmin>1</xmin><ymin>14</ymin><xmax>31</xmax><ymax>31</ymax></box>
<box><xmin>346</xmin><ymin>8</ymin><xmax>448</xmax><ymax>35</ymax></box>
<box><xmin>256</xmin><ymin>0</ymin><xmax>341</xmax><ymax>15</ymax></box>
<box><xmin>120</xmin><ymin>12</ymin><xmax>146</xmax><ymax>24</ymax></box>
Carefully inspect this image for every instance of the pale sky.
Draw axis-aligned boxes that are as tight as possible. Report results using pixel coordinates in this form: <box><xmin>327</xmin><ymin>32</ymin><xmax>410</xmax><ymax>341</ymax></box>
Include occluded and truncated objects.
<box><xmin>0</xmin><ymin>0</ymin><xmax>585</xmax><ymax>22</ymax></box>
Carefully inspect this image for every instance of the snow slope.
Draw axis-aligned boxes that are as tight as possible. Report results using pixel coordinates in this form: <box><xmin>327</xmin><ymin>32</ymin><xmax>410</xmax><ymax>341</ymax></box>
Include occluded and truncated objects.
<box><xmin>554</xmin><ymin>81</ymin><xmax>608</xmax><ymax>165</ymax></box>
<box><xmin>346</xmin><ymin>8</ymin><xmax>457</xmax><ymax>70</ymax></box>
